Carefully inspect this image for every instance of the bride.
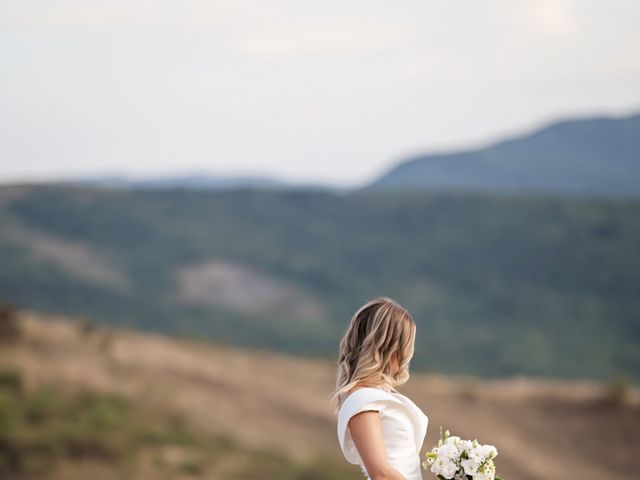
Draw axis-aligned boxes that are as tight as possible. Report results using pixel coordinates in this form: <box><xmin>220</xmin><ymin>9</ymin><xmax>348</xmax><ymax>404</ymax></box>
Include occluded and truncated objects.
<box><xmin>332</xmin><ymin>296</ymin><xmax>428</xmax><ymax>480</ymax></box>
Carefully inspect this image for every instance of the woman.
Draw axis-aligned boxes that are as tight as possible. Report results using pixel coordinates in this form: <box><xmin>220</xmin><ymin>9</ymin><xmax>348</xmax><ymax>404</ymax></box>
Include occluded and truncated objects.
<box><xmin>332</xmin><ymin>296</ymin><xmax>428</xmax><ymax>480</ymax></box>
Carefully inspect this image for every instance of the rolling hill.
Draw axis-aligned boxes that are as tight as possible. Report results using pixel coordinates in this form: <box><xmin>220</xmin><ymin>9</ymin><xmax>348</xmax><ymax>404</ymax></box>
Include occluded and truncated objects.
<box><xmin>0</xmin><ymin>184</ymin><xmax>638</xmax><ymax>384</ymax></box>
<box><xmin>366</xmin><ymin>111</ymin><xmax>640</xmax><ymax>197</ymax></box>
<box><xmin>1</xmin><ymin>310</ymin><xmax>638</xmax><ymax>480</ymax></box>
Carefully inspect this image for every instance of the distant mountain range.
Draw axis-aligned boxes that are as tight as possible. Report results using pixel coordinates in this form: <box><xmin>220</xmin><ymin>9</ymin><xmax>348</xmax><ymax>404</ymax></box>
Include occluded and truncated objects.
<box><xmin>366</xmin><ymin>111</ymin><xmax>640</xmax><ymax>197</ymax></box>
<box><xmin>55</xmin><ymin>173</ymin><xmax>298</xmax><ymax>191</ymax></box>
<box><xmin>6</xmin><ymin>111</ymin><xmax>638</xmax><ymax>197</ymax></box>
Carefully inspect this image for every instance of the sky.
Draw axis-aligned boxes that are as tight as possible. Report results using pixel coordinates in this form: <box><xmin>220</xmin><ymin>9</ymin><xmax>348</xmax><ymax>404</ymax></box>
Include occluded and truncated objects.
<box><xmin>1</xmin><ymin>0</ymin><xmax>639</xmax><ymax>188</ymax></box>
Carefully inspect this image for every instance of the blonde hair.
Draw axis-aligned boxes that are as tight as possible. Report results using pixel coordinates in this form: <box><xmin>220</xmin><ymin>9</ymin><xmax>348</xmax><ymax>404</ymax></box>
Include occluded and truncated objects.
<box><xmin>331</xmin><ymin>296</ymin><xmax>417</xmax><ymax>413</ymax></box>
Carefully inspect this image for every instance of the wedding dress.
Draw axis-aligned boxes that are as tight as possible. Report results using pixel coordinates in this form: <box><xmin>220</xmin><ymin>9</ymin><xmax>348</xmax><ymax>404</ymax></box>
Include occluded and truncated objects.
<box><xmin>337</xmin><ymin>386</ymin><xmax>429</xmax><ymax>480</ymax></box>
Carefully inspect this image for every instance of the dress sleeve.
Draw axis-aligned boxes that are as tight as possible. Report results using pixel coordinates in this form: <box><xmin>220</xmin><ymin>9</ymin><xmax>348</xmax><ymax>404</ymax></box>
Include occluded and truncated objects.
<box><xmin>336</xmin><ymin>388</ymin><xmax>404</xmax><ymax>464</ymax></box>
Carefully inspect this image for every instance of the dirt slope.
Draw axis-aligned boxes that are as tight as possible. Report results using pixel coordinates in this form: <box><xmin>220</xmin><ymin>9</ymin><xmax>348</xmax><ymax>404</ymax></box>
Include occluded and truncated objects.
<box><xmin>2</xmin><ymin>311</ymin><xmax>638</xmax><ymax>479</ymax></box>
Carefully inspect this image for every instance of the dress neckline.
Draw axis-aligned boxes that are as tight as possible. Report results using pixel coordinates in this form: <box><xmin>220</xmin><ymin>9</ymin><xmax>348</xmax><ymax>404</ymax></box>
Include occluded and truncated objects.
<box><xmin>347</xmin><ymin>385</ymin><xmax>400</xmax><ymax>397</ymax></box>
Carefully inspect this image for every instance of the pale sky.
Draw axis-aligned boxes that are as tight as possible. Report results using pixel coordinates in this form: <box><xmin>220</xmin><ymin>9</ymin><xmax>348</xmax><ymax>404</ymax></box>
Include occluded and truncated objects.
<box><xmin>1</xmin><ymin>0</ymin><xmax>639</xmax><ymax>187</ymax></box>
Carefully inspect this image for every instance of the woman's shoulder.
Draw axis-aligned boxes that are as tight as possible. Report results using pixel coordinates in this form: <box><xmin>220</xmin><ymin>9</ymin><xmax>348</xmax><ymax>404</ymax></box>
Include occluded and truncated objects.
<box><xmin>342</xmin><ymin>385</ymin><xmax>378</xmax><ymax>403</ymax></box>
<box><xmin>336</xmin><ymin>385</ymin><xmax>407</xmax><ymax>461</ymax></box>
<box><xmin>339</xmin><ymin>385</ymin><xmax>403</xmax><ymax>413</ymax></box>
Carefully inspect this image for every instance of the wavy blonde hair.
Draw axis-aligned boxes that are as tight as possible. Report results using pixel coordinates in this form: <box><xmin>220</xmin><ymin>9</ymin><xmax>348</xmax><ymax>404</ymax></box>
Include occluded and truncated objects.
<box><xmin>331</xmin><ymin>296</ymin><xmax>417</xmax><ymax>413</ymax></box>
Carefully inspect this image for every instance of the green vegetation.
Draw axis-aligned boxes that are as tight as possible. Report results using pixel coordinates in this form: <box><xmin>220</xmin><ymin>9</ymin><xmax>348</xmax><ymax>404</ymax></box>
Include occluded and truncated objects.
<box><xmin>0</xmin><ymin>185</ymin><xmax>639</xmax><ymax>383</ymax></box>
<box><xmin>0</xmin><ymin>365</ymin><xmax>355</xmax><ymax>479</ymax></box>
<box><xmin>604</xmin><ymin>374</ymin><xmax>633</xmax><ymax>407</ymax></box>
<box><xmin>229</xmin><ymin>448</ymin><xmax>353</xmax><ymax>480</ymax></box>
<box><xmin>0</xmin><ymin>301</ymin><xmax>20</xmax><ymax>343</ymax></box>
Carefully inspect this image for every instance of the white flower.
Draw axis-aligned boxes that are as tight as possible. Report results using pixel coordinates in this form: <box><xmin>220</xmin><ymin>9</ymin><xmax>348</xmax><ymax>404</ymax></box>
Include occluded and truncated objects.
<box><xmin>479</xmin><ymin>444</ymin><xmax>498</xmax><ymax>459</ymax></box>
<box><xmin>465</xmin><ymin>446</ymin><xmax>484</xmax><ymax>464</ymax></box>
<box><xmin>475</xmin><ymin>458</ymin><xmax>496</xmax><ymax>480</ymax></box>
<box><xmin>441</xmin><ymin>461</ymin><xmax>458</xmax><ymax>479</ymax></box>
<box><xmin>461</xmin><ymin>457</ymin><xmax>480</xmax><ymax>475</ymax></box>
<box><xmin>459</xmin><ymin>439</ymin><xmax>474</xmax><ymax>452</ymax></box>
<box><xmin>422</xmin><ymin>429</ymin><xmax>501</xmax><ymax>480</ymax></box>
<box><xmin>436</xmin><ymin>443</ymin><xmax>460</xmax><ymax>461</ymax></box>
<box><xmin>431</xmin><ymin>456</ymin><xmax>458</xmax><ymax>479</ymax></box>
<box><xmin>445</xmin><ymin>435</ymin><xmax>462</xmax><ymax>446</ymax></box>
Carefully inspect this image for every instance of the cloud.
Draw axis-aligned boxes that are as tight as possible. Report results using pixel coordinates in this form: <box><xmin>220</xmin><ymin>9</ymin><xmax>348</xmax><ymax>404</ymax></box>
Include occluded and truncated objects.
<box><xmin>228</xmin><ymin>17</ymin><xmax>420</xmax><ymax>58</ymax></box>
<box><xmin>0</xmin><ymin>0</ymin><xmax>249</xmax><ymax>27</ymax></box>
<box><xmin>0</xmin><ymin>1</ymin><xmax>419</xmax><ymax>59</ymax></box>
<box><xmin>527</xmin><ymin>0</ymin><xmax>580</xmax><ymax>38</ymax></box>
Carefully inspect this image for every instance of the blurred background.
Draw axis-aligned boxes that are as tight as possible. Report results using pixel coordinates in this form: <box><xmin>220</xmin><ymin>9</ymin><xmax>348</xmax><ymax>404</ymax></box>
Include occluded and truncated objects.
<box><xmin>0</xmin><ymin>1</ymin><xmax>639</xmax><ymax>479</ymax></box>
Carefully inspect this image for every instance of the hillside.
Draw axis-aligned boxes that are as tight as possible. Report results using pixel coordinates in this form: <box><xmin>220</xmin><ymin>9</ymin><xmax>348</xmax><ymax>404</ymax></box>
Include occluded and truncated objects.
<box><xmin>0</xmin><ymin>184</ymin><xmax>639</xmax><ymax>383</ymax></box>
<box><xmin>366</xmin><ymin>112</ymin><xmax>640</xmax><ymax>197</ymax></box>
<box><xmin>1</xmin><ymin>310</ymin><xmax>638</xmax><ymax>480</ymax></box>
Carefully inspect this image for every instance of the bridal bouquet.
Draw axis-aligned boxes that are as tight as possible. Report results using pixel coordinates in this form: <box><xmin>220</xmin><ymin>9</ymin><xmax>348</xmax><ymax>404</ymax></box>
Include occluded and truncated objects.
<box><xmin>422</xmin><ymin>427</ymin><xmax>503</xmax><ymax>480</ymax></box>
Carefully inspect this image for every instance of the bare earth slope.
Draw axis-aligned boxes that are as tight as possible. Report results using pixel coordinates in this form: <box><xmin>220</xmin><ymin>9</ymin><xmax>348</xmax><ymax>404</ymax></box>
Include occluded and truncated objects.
<box><xmin>2</xmin><ymin>311</ymin><xmax>638</xmax><ymax>480</ymax></box>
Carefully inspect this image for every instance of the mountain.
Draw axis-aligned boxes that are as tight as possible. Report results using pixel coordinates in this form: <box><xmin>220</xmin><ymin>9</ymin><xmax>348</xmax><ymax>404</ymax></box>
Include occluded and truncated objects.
<box><xmin>51</xmin><ymin>172</ymin><xmax>293</xmax><ymax>190</ymax></box>
<box><xmin>2</xmin><ymin>309</ymin><xmax>638</xmax><ymax>480</ymax></box>
<box><xmin>366</xmin><ymin>111</ymin><xmax>640</xmax><ymax>197</ymax></box>
<box><xmin>1</xmin><ymin>184</ymin><xmax>638</xmax><ymax>384</ymax></box>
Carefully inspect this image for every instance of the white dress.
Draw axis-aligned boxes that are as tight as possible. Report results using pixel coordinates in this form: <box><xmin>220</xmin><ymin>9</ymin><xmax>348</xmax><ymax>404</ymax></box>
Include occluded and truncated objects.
<box><xmin>337</xmin><ymin>386</ymin><xmax>429</xmax><ymax>480</ymax></box>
